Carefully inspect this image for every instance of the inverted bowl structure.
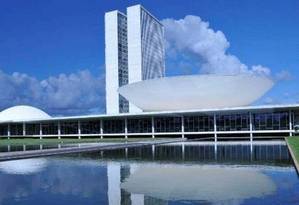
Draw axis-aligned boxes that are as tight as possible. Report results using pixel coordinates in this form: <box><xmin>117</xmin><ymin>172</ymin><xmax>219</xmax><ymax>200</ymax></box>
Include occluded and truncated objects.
<box><xmin>118</xmin><ymin>74</ymin><xmax>274</xmax><ymax>111</ymax></box>
<box><xmin>121</xmin><ymin>165</ymin><xmax>276</xmax><ymax>202</ymax></box>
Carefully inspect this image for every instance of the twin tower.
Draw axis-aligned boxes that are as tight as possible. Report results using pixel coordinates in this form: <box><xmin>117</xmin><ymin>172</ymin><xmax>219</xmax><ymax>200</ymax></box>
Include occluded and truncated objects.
<box><xmin>105</xmin><ymin>5</ymin><xmax>165</xmax><ymax>114</ymax></box>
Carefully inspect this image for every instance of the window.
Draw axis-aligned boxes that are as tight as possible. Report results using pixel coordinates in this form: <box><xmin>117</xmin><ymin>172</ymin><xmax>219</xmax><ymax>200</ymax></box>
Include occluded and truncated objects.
<box><xmin>154</xmin><ymin>117</ymin><xmax>181</xmax><ymax>133</ymax></box>
<box><xmin>81</xmin><ymin>120</ymin><xmax>101</xmax><ymax>134</ymax></box>
<box><xmin>184</xmin><ymin>115</ymin><xmax>214</xmax><ymax>132</ymax></box>
<box><xmin>128</xmin><ymin>118</ymin><xmax>152</xmax><ymax>133</ymax></box>
<box><xmin>103</xmin><ymin>119</ymin><xmax>125</xmax><ymax>134</ymax></box>
<box><xmin>60</xmin><ymin>122</ymin><xmax>78</xmax><ymax>135</ymax></box>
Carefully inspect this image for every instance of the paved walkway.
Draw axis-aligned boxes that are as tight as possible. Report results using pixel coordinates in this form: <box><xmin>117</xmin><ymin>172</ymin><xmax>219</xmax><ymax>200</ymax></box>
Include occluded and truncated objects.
<box><xmin>0</xmin><ymin>139</ymin><xmax>186</xmax><ymax>161</ymax></box>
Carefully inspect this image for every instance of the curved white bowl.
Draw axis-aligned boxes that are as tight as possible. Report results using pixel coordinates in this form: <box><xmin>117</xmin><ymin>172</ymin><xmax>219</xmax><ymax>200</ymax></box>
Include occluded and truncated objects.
<box><xmin>118</xmin><ymin>74</ymin><xmax>274</xmax><ymax>111</ymax></box>
<box><xmin>121</xmin><ymin>165</ymin><xmax>276</xmax><ymax>202</ymax></box>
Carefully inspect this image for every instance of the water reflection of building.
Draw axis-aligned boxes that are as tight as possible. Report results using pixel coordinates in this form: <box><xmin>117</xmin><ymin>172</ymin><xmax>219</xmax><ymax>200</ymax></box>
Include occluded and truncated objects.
<box><xmin>108</xmin><ymin>163</ymin><xmax>168</xmax><ymax>205</ymax></box>
<box><xmin>121</xmin><ymin>165</ymin><xmax>277</xmax><ymax>204</ymax></box>
<box><xmin>103</xmin><ymin>143</ymin><xmax>292</xmax><ymax>205</ymax></box>
<box><xmin>100</xmin><ymin>143</ymin><xmax>291</xmax><ymax>166</ymax></box>
<box><xmin>0</xmin><ymin>158</ymin><xmax>47</xmax><ymax>175</ymax></box>
<box><xmin>0</xmin><ymin>143</ymin><xmax>295</xmax><ymax>205</ymax></box>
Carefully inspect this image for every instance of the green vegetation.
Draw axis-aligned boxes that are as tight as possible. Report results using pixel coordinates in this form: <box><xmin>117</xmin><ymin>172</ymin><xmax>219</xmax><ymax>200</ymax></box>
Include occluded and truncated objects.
<box><xmin>287</xmin><ymin>137</ymin><xmax>299</xmax><ymax>163</ymax></box>
<box><xmin>0</xmin><ymin>137</ymin><xmax>156</xmax><ymax>146</ymax></box>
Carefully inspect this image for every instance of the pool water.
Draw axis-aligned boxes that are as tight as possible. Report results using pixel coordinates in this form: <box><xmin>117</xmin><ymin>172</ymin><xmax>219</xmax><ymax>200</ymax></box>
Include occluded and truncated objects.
<box><xmin>0</xmin><ymin>142</ymin><xmax>298</xmax><ymax>205</ymax></box>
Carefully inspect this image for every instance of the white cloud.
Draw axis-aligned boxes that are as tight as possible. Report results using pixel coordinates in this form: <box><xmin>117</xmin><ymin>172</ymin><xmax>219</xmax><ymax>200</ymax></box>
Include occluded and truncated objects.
<box><xmin>274</xmin><ymin>70</ymin><xmax>292</xmax><ymax>81</ymax></box>
<box><xmin>263</xmin><ymin>97</ymin><xmax>276</xmax><ymax>105</ymax></box>
<box><xmin>162</xmin><ymin>15</ymin><xmax>271</xmax><ymax>76</ymax></box>
<box><xmin>251</xmin><ymin>65</ymin><xmax>271</xmax><ymax>76</ymax></box>
<box><xmin>0</xmin><ymin>70</ymin><xmax>105</xmax><ymax>115</ymax></box>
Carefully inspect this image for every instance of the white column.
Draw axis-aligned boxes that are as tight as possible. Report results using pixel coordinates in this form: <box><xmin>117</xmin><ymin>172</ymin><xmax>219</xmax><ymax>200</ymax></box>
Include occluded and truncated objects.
<box><xmin>249</xmin><ymin>112</ymin><xmax>253</xmax><ymax>142</ymax></box>
<box><xmin>58</xmin><ymin>121</ymin><xmax>61</xmax><ymax>139</ymax></box>
<box><xmin>289</xmin><ymin>110</ymin><xmax>293</xmax><ymax>137</ymax></box>
<box><xmin>250</xmin><ymin>143</ymin><xmax>253</xmax><ymax>160</ymax></box>
<box><xmin>23</xmin><ymin>144</ymin><xmax>26</xmax><ymax>151</ymax></box>
<box><xmin>151</xmin><ymin>116</ymin><xmax>155</xmax><ymax>139</ymax></box>
<box><xmin>181</xmin><ymin>116</ymin><xmax>185</xmax><ymax>139</ymax></box>
<box><xmin>152</xmin><ymin>145</ymin><xmax>155</xmax><ymax>160</ymax></box>
<box><xmin>107</xmin><ymin>163</ymin><xmax>121</xmax><ymax>205</ymax></box>
<box><xmin>130</xmin><ymin>164</ymin><xmax>144</xmax><ymax>205</ymax></box>
<box><xmin>7</xmin><ymin>124</ymin><xmax>10</xmax><ymax>139</ymax></box>
<box><xmin>182</xmin><ymin>143</ymin><xmax>185</xmax><ymax>161</ymax></box>
<box><xmin>100</xmin><ymin>119</ymin><xmax>103</xmax><ymax>139</ymax></box>
<box><xmin>214</xmin><ymin>113</ymin><xmax>217</xmax><ymax>142</ymax></box>
<box><xmin>78</xmin><ymin>121</ymin><xmax>81</xmax><ymax>139</ymax></box>
<box><xmin>125</xmin><ymin>148</ymin><xmax>128</xmax><ymax>158</ymax></box>
<box><xmin>214</xmin><ymin>143</ymin><xmax>218</xmax><ymax>160</ymax></box>
<box><xmin>23</xmin><ymin>122</ymin><xmax>26</xmax><ymax>136</ymax></box>
<box><xmin>125</xmin><ymin>118</ymin><xmax>128</xmax><ymax>139</ymax></box>
<box><xmin>39</xmin><ymin>123</ymin><xmax>42</xmax><ymax>139</ymax></box>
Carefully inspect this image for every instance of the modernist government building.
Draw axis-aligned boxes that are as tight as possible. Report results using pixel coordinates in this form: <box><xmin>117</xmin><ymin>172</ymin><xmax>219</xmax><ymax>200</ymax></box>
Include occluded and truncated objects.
<box><xmin>0</xmin><ymin>5</ymin><xmax>298</xmax><ymax>140</ymax></box>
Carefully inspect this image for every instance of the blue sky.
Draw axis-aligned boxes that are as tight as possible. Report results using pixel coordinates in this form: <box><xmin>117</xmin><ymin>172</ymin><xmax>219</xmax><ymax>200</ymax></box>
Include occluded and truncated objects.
<box><xmin>0</xmin><ymin>0</ymin><xmax>298</xmax><ymax>115</ymax></box>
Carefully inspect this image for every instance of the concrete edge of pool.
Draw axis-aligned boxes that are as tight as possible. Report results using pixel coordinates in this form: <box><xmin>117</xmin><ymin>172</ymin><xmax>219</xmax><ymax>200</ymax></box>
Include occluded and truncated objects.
<box><xmin>285</xmin><ymin>137</ymin><xmax>299</xmax><ymax>174</ymax></box>
<box><xmin>0</xmin><ymin>138</ymin><xmax>186</xmax><ymax>162</ymax></box>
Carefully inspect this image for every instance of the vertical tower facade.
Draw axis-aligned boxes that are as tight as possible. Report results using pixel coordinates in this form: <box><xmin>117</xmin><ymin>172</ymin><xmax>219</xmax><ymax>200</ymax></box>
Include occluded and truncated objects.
<box><xmin>105</xmin><ymin>5</ymin><xmax>165</xmax><ymax>114</ymax></box>
<box><xmin>127</xmin><ymin>5</ymin><xmax>165</xmax><ymax>113</ymax></box>
<box><xmin>105</xmin><ymin>11</ymin><xmax>129</xmax><ymax>114</ymax></box>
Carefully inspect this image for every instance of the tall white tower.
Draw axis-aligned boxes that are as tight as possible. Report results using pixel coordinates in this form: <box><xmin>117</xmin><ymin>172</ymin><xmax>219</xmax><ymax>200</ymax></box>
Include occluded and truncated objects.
<box><xmin>105</xmin><ymin>11</ymin><xmax>129</xmax><ymax>114</ymax></box>
<box><xmin>105</xmin><ymin>5</ymin><xmax>165</xmax><ymax>114</ymax></box>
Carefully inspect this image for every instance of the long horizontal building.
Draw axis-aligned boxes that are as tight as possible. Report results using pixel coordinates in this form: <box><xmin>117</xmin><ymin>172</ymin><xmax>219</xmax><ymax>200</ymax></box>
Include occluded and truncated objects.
<box><xmin>0</xmin><ymin>104</ymin><xmax>298</xmax><ymax>140</ymax></box>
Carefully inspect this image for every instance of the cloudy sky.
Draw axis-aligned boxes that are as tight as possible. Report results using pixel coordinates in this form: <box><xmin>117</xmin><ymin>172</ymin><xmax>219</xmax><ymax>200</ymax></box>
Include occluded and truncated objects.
<box><xmin>0</xmin><ymin>0</ymin><xmax>298</xmax><ymax>115</ymax></box>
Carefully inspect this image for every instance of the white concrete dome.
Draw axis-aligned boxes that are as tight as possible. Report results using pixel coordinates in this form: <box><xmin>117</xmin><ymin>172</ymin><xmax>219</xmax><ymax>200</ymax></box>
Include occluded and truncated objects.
<box><xmin>0</xmin><ymin>105</ymin><xmax>51</xmax><ymax>122</ymax></box>
<box><xmin>119</xmin><ymin>74</ymin><xmax>274</xmax><ymax>111</ymax></box>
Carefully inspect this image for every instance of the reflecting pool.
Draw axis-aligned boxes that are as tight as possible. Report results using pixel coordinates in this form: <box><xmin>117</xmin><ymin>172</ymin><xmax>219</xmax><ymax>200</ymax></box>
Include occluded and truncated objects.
<box><xmin>0</xmin><ymin>143</ymin><xmax>116</xmax><ymax>153</ymax></box>
<box><xmin>0</xmin><ymin>142</ymin><xmax>299</xmax><ymax>205</ymax></box>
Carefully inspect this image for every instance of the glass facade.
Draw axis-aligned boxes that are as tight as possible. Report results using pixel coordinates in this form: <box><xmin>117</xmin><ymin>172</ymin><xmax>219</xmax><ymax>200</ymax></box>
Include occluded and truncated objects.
<box><xmin>10</xmin><ymin>124</ymin><xmax>23</xmax><ymax>136</ymax></box>
<box><xmin>127</xmin><ymin>118</ymin><xmax>152</xmax><ymax>133</ymax></box>
<box><xmin>119</xmin><ymin>95</ymin><xmax>129</xmax><ymax>114</ymax></box>
<box><xmin>0</xmin><ymin>124</ymin><xmax>7</xmax><ymax>136</ymax></box>
<box><xmin>0</xmin><ymin>110</ymin><xmax>296</xmax><ymax>137</ymax></box>
<box><xmin>253</xmin><ymin>112</ymin><xmax>289</xmax><ymax>130</ymax></box>
<box><xmin>60</xmin><ymin>122</ymin><xmax>78</xmax><ymax>135</ymax></box>
<box><xmin>42</xmin><ymin>123</ymin><xmax>58</xmax><ymax>135</ymax></box>
<box><xmin>117</xmin><ymin>13</ymin><xmax>129</xmax><ymax>113</ymax></box>
<box><xmin>81</xmin><ymin>120</ymin><xmax>101</xmax><ymax>134</ymax></box>
<box><xmin>103</xmin><ymin>119</ymin><xmax>125</xmax><ymax>134</ymax></box>
<box><xmin>26</xmin><ymin>123</ymin><xmax>40</xmax><ymax>135</ymax></box>
<box><xmin>184</xmin><ymin>115</ymin><xmax>214</xmax><ymax>132</ymax></box>
<box><xmin>217</xmin><ymin>114</ymin><xmax>250</xmax><ymax>131</ymax></box>
<box><xmin>140</xmin><ymin>7</ymin><xmax>165</xmax><ymax>80</ymax></box>
<box><xmin>295</xmin><ymin>111</ymin><xmax>299</xmax><ymax>126</ymax></box>
<box><xmin>154</xmin><ymin>117</ymin><xmax>181</xmax><ymax>133</ymax></box>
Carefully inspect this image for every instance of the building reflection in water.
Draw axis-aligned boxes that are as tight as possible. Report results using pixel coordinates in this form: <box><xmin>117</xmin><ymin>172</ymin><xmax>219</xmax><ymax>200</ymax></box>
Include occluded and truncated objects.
<box><xmin>103</xmin><ymin>142</ymin><xmax>292</xmax><ymax>205</ymax></box>
<box><xmin>0</xmin><ymin>142</ymin><xmax>294</xmax><ymax>205</ymax></box>
<box><xmin>101</xmin><ymin>142</ymin><xmax>290</xmax><ymax>165</ymax></box>
<box><xmin>0</xmin><ymin>143</ymin><xmax>90</xmax><ymax>153</ymax></box>
<box><xmin>0</xmin><ymin>158</ymin><xmax>48</xmax><ymax>175</ymax></box>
